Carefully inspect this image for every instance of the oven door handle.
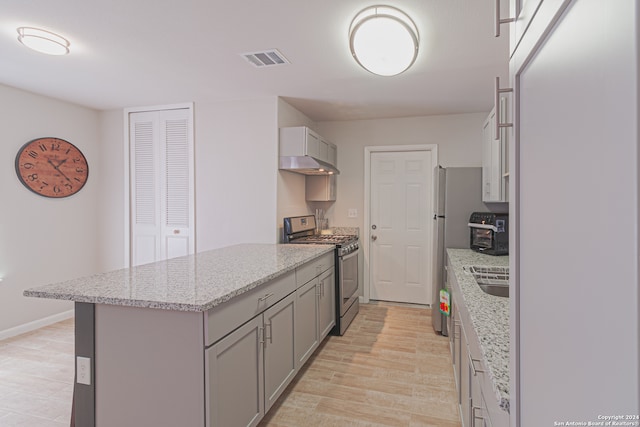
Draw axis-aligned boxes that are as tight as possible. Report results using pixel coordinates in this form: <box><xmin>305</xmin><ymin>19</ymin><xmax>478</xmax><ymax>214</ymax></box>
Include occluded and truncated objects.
<box><xmin>467</xmin><ymin>223</ymin><xmax>498</xmax><ymax>232</ymax></box>
<box><xmin>340</xmin><ymin>249</ymin><xmax>359</xmax><ymax>262</ymax></box>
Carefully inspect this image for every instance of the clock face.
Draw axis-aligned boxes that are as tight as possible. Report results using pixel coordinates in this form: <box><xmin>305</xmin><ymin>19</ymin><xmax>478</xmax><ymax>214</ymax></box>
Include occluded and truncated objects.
<box><xmin>15</xmin><ymin>137</ymin><xmax>89</xmax><ymax>198</ymax></box>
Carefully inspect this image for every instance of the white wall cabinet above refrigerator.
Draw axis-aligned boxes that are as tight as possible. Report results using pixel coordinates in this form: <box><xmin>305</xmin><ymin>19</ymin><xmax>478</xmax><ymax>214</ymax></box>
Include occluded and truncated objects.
<box><xmin>482</xmin><ymin>96</ymin><xmax>509</xmax><ymax>203</ymax></box>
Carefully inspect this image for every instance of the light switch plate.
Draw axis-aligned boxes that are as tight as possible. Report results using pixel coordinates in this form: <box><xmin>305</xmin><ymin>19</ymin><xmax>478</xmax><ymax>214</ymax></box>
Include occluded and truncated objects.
<box><xmin>348</xmin><ymin>208</ymin><xmax>358</xmax><ymax>218</ymax></box>
<box><xmin>77</xmin><ymin>356</ymin><xmax>91</xmax><ymax>385</ymax></box>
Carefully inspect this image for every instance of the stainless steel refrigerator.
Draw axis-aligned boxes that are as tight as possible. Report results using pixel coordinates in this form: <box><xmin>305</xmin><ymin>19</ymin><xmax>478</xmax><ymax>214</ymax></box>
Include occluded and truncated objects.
<box><xmin>431</xmin><ymin>166</ymin><xmax>493</xmax><ymax>335</ymax></box>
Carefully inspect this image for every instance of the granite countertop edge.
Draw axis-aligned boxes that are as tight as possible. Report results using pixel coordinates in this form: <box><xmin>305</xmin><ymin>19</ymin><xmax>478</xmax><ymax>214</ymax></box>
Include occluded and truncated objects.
<box><xmin>446</xmin><ymin>248</ymin><xmax>510</xmax><ymax>413</ymax></box>
<box><xmin>24</xmin><ymin>244</ymin><xmax>335</xmax><ymax>313</ymax></box>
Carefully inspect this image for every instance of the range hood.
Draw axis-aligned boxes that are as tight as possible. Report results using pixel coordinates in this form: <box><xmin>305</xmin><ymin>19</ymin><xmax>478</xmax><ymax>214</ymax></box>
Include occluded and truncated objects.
<box><xmin>279</xmin><ymin>126</ymin><xmax>340</xmax><ymax>175</ymax></box>
<box><xmin>279</xmin><ymin>155</ymin><xmax>340</xmax><ymax>175</ymax></box>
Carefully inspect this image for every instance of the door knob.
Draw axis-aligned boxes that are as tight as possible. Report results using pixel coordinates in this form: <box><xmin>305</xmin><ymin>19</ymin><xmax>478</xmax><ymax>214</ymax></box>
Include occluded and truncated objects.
<box><xmin>371</xmin><ymin>235</ymin><xmax>377</xmax><ymax>241</ymax></box>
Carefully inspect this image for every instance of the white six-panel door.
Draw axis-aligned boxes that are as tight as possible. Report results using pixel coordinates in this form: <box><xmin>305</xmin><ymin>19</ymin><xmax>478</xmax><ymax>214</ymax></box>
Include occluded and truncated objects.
<box><xmin>369</xmin><ymin>150</ymin><xmax>433</xmax><ymax>304</ymax></box>
<box><xmin>129</xmin><ymin>107</ymin><xmax>195</xmax><ymax>267</ymax></box>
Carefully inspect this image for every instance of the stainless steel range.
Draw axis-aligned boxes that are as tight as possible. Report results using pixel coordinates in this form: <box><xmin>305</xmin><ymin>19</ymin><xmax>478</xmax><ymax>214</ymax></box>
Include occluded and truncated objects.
<box><xmin>283</xmin><ymin>215</ymin><xmax>359</xmax><ymax>335</ymax></box>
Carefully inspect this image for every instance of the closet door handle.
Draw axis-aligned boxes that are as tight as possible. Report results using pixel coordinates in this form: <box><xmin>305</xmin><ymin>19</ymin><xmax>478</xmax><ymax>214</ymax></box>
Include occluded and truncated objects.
<box><xmin>494</xmin><ymin>77</ymin><xmax>514</xmax><ymax>140</ymax></box>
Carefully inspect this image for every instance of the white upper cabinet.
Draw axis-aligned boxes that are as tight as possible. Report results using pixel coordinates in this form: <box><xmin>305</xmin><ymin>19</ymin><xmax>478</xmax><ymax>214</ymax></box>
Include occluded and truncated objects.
<box><xmin>328</xmin><ymin>142</ymin><xmax>337</xmax><ymax>166</ymax></box>
<box><xmin>507</xmin><ymin>0</ymin><xmax>544</xmax><ymax>54</ymax></box>
<box><xmin>279</xmin><ymin>126</ymin><xmax>338</xmax><ymax>167</ymax></box>
<box><xmin>511</xmin><ymin>0</ymin><xmax>639</xmax><ymax>424</ymax></box>
<box><xmin>482</xmin><ymin>97</ymin><xmax>509</xmax><ymax>203</ymax></box>
<box><xmin>305</xmin><ymin>175</ymin><xmax>336</xmax><ymax>202</ymax></box>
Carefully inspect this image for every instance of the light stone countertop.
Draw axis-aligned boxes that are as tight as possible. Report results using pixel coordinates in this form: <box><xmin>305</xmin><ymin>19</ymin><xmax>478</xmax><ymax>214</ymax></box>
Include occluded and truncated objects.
<box><xmin>446</xmin><ymin>248</ymin><xmax>510</xmax><ymax>412</ymax></box>
<box><xmin>24</xmin><ymin>244</ymin><xmax>334</xmax><ymax>312</ymax></box>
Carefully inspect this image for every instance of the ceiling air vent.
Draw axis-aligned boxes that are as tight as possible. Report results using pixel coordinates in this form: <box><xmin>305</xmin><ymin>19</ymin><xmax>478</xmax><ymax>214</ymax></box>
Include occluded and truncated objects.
<box><xmin>241</xmin><ymin>49</ymin><xmax>289</xmax><ymax>68</ymax></box>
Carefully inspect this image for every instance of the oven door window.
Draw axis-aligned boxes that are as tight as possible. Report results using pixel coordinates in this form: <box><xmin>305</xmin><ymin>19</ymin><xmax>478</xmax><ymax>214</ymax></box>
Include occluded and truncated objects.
<box><xmin>340</xmin><ymin>251</ymin><xmax>359</xmax><ymax>304</ymax></box>
<box><xmin>471</xmin><ymin>229</ymin><xmax>493</xmax><ymax>248</ymax></box>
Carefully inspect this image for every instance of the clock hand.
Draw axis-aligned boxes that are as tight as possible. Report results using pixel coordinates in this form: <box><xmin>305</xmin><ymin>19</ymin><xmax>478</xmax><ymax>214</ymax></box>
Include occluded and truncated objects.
<box><xmin>47</xmin><ymin>158</ymin><xmax>72</xmax><ymax>183</ymax></box>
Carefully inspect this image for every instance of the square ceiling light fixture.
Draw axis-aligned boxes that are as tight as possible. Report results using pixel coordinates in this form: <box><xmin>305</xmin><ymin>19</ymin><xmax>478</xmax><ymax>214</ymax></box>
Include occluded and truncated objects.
<box><xmin>349</xmin><ymin>5</ymin><xmax>419</xmax><ymax>77</ymax></box>
<box><xmin>17</xmin><ymin>27</ymin><xmax>70</xmax><ymax>55</ymax></box>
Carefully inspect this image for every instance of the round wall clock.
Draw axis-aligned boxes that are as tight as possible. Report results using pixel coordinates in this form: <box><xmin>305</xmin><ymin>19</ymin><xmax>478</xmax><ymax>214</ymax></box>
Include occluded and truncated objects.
<box><xmin>15</xmin><ymin>137</ymin><xmax>89</xmax><ymax>198</ymax></box>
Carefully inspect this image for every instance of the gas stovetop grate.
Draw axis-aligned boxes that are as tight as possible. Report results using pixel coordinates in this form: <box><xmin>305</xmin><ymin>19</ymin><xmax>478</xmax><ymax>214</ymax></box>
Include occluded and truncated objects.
<box><xmin>289</xmin><ymin>235</ymin><xmax>357</xmax><ymax>245</ymax></box>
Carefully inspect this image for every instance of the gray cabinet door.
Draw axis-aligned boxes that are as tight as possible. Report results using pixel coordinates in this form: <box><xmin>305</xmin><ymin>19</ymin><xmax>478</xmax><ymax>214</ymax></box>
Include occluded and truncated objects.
<box><xmin>460</xmin><ymin>322</ymin><xmax>471</xmax><ymax>427</ymax></box>
<box><xmin>452</xmin><ymin>300</ymin><xmax>461</xmax><ymax>406</ymax></box>
<box><xmin>264</xmin><ymin>293</ymin><xmax>297</xmax><ymax>411</ymax></box>
<box><xmin>318</xmin><ymin>268</ymin><xmax>335</xmax><ymax>339</ymax></box>
<box><xmin>207</xmin><ymin>316</ymin><xmax>264</xmax><ymax>427</ymax></box>
<box><xmin>295</xmin><ymin>278</ymin><xmax>319</xmax><ymax>368</ymax></box>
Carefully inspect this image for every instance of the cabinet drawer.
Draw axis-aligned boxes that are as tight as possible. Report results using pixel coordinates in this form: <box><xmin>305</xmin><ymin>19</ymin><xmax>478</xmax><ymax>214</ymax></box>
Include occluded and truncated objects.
<box><xmin>295</xmin><ymin>252</ymin><xmax>334</xmax><ymax>287</ymax></box>
<box><xmin>205</xmin><ymin>271</ymin><xmax>296</xmax><ymax>346</ymax></box>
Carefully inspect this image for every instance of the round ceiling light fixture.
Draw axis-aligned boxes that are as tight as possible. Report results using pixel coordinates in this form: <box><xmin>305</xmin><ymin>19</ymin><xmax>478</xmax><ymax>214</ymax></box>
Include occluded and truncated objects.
<box><xmin>17</xmin><ymin>27</ymin><xmax>70</xmax><ymax>56</ymax></box>
<box><xmin>349</xmin><ymin>5</ymin><xmax>419</xmax><ymax>77</ymax></box>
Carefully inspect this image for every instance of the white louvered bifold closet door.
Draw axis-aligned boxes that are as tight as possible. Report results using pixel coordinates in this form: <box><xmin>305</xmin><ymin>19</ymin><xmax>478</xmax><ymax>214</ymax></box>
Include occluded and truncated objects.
<box><xmin>130</xmin><ymin>108</ymin><xmax>194</xmax><ymax>267</ymax></box>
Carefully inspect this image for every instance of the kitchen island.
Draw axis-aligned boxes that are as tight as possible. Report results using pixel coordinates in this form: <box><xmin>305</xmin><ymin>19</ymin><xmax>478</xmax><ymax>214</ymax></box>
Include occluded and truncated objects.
<box><xmin>24</xmin><ymin>243</ymin><xmax>336</xmax><ymax>427</ymax></box>
<box><xmin>446</xmin><ymin>248</ymin><xmax>510</xmax><ymax>426</ymax></box>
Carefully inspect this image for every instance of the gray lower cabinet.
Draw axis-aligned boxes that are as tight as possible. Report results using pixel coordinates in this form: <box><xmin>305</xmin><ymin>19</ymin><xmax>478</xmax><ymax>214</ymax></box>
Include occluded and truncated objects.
<box><xmin>318</xmin><ymin>268</ymin><xmax>335</xmax><ymax>339</ymax></box>
<box><xmin>295</xmin><ymin>264</ymin><xmax>335</xmax><ymax>368</ymax></box>
<box><xmin>295</xmin><ymin>277</ymin><xmax>320</xmax><ymax>367</ymax></box>
<box><xmin>207</xmin><ymin>293</ymin><xmax>297</xmax><ymax>427</ymax></box>
<box><xmin>207</xmin><ymin>254</ymin><xmax>335</xmax><ymax>427</ymax></box>
<box><xmin>459</xmin><ymin>320</ymin><xmax>471</xmax><ymax>427</ymax></box>
<box><xmin>206</xmin><ymin>315</ymin><xmax>264</xmax><ymax>427</ymax></box>
<box><xmin>448</xmin><ymin>256</ymin><xmax>508</xmax><ymax>427</ymax></box>
<box><xmin>264</xmin><ymin>293</ymin><xmax>297</xmax><ymax>411</ymax></box>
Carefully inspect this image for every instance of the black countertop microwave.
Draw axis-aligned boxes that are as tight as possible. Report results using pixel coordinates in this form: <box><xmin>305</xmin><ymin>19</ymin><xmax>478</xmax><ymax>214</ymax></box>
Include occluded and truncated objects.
<box><xmin>467</xmin><ymin>212</ymin><xmax>509</xmax><ymax>256</ymax></box>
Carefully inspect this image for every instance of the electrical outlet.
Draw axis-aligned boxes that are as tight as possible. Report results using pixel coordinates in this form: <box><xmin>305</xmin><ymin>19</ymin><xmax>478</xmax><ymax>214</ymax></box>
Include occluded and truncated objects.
<box><xmin>77</xmin><ymin>356</ymin><xmax>91</xmax><ymax>385</ymax></box>
<box><xmin>348</xmin><ymin>209</ymin><xmax>358</xmax><ymax>218</ymax></box>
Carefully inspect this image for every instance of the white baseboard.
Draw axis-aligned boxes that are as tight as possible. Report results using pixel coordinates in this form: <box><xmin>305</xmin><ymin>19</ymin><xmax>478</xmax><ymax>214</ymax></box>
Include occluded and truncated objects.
<box><xmin>0</xmin><ymin>310</ymin><xmax>75</xmax><ymax>341</ymax></box>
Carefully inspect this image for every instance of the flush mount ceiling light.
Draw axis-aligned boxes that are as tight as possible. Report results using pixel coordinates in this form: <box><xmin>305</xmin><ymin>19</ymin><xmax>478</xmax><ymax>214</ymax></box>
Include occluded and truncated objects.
<box><xmin>17</xmin><ymin>27</ymin><xmax>70</xmax><ymax>55</ymax></box>
<box><xmin>349</xmin><ymin>5</ymin><xmax>419</xmax><ymax>77</ymax></box>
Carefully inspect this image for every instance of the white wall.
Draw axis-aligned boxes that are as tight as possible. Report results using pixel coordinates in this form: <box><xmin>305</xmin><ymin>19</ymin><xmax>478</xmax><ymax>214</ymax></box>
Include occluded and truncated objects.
<box><xmin>97</xmin><ymin>110</ymin><xmax>126</xmax><ymax>271</ymax></box>
<box><xmin>98</xmin><ymin>98</ymin><xmax>282</xmax><ymax>268</ymax></box>
<box><xmin>0</xmin><ymin>84</ymin><xmax>100</xmax><ymax>335</ymax></box>
<box><xmin>316</xmin><ymin>112</ymin><xmax>486</xmax><ymax>230</ymax></box>
<box><xmin>195</xmin><ymin>98</ymin><xmax>280</xmax><ymax>250</ymax></box>
<box><xmin>0</xmin><ymin>86</ymin><xmax>487</xmax><ymax>334</ymax></box>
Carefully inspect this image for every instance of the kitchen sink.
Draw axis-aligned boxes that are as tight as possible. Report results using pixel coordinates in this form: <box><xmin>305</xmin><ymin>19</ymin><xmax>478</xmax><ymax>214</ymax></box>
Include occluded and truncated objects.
<box><xmin>464</xmin><ymin>265</ymin><xmax>509</xmax><ymax>298</ymax></box>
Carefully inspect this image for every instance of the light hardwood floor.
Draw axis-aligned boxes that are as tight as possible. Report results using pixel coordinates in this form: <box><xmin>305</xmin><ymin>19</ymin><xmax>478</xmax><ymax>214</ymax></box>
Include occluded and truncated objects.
<box><xmin>259</xmin><ymin>302</ymin><xmax>461</xmax><ymax>427</ymax></box>
<box><xmin>0</xmin><ymin>318</ymin><xmax>74</xmax><ymax>426</ymax></box>
<box><xmin>0</xmin><ymin>303</ymin><xmax>460</xmax><ymax>427</ymax></box>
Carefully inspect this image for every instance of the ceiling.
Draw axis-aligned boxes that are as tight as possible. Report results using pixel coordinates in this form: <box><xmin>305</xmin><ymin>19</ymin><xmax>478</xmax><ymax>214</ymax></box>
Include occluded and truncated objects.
<box><xmin>0</xmin><ymin>0</ymin><xmax>509</xmax><ymax>122</ymax></box>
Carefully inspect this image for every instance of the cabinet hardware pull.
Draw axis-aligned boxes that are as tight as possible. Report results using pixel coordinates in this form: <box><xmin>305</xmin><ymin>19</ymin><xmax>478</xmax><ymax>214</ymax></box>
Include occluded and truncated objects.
<box><xmin>258</xmin><ymin>293</ymin><xmax>274</xmax><ymax>302</ymax></box>
<box><xmin>265</xmin><ymin>322</ymin><xmax>273</xmax><ymax>344</ymax></box>
<box><xmin>259</xmin><ymin>326</ymin><xmax>265</xmax><ymax>345</ymax></box>
<box><xmin>494</xmin><ymin>77</ymin><xmax>514</xmax><ymax>140</ymax></box>
<box><xmin>472</xmin><ymin>406</ymin><xmax>484</xmax><ymax>426</ymax></box>
<box><xmin>494</xmin><ymin>0</ymin><xmax>516</xmax><ymax>37</ymax></box>
<box><xmin>469</xmin><ymin>354</ymin><xmax>485</xmax><ymax>376</ymax></box>
<box><xmin>453</xmin><ymin>319</ymin><xmax>460</xmax><ymax>339</ymax></box>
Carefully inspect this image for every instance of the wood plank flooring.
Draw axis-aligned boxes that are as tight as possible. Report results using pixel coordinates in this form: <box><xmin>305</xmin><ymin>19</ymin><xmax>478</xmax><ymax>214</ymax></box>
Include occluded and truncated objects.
<box><xmin>259</xmin><ymin>302</ymin><xmax>461</xmax><ymax>427</ymax></box>
<box><xmin>0</xmin><ymin>303</ymin><xmax>460</xmax><ymax>427</ymax></box>
<box><xmin>0</xmin><ymin>318</ymin><xmax>74</xmax><ymax>426</ymax></box>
